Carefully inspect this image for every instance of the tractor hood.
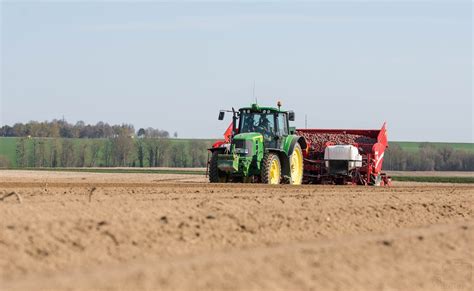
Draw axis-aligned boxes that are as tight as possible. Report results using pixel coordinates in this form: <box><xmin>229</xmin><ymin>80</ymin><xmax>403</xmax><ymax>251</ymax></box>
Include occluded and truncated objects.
<box><xmin>233</xmin><ymin>132</ymin><xmax>264</xmax><ymax>142</ymax></box>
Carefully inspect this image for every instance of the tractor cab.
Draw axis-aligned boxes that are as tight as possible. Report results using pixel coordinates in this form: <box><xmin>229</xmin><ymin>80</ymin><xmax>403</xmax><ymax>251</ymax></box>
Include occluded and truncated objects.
<box><xmin>238</xmin><ymin>104</ymin><xmax>293</xmax><ymax>149</ymax></box>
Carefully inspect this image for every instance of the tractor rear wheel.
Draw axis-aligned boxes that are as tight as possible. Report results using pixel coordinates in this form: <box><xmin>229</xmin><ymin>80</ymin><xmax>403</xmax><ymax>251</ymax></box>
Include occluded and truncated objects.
<box><xmin>261</xmin><ymin>153</ymin><xmax>281</xmax><ymax>184</ymax></box>
<box><xmin>209</xmin><ymin>151</ymin><xmax>227</xmax><ymax>183</ymax></box>
<box><xmin>289</xmin><ymin>143</ymin><xmax>304</xmax><ymax>185</ymax></box>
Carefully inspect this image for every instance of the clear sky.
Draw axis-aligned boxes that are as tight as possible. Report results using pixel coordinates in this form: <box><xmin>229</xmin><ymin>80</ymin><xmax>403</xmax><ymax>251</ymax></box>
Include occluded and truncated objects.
<box><xmin>1</xmin><ymin>0</ymin><xmax>472</xmax><ymax>142</ymax></box>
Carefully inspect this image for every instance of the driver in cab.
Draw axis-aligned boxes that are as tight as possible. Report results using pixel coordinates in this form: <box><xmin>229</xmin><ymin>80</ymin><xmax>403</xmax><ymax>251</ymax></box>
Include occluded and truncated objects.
<box><xmin>256</xmin><ymin>115</ymin><xmax>273</xmax><ymax>140</ymax></box>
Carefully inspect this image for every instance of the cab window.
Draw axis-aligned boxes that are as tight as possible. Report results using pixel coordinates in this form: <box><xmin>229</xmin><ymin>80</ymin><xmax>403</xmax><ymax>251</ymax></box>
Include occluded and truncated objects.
<box><xmin>277</xmin><ymin>113</ymin><xmax>288</xmax><ymax>136</ymax></box>
<box><xmin>240</xmin><ymin>112</ymin><xmax>276</xmax><ymax>138</ymax></box>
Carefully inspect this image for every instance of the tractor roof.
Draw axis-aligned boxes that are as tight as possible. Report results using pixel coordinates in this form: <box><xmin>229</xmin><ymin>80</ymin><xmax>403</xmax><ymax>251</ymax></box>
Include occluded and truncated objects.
<box><xmin>239</xmin><ymin>103</ymin><xmax>285</xmax><ymax>113</ymax></box>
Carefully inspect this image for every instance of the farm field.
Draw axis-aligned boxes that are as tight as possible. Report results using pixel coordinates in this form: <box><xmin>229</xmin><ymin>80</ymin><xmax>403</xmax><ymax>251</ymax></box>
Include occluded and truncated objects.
<box><xmin>394</xmin><ymin>141</ymin><xmax>474</xmax><ymax>153</ymax></box>
<box><xmin>3</xmin><ymin>168</ymin><xmax>473</xmax><ymax>184</ymax></box>
<box><xmin>0</xmin><ymin>170</ymin><xmax>472</xmax><ymax>291</ymax></box>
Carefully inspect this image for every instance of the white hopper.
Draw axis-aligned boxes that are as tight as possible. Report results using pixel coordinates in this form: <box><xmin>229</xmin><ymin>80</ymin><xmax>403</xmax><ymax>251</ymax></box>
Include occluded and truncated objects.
<box><xmin>324</xmin><ymin>145</ymin><xmax>362</xmax><ymax>170</ymax></box>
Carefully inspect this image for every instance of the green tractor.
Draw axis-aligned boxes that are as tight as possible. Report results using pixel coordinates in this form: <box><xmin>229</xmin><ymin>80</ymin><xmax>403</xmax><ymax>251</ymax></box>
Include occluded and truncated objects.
<box><xmin>209</xmin><ymin>103</ymin><xmax>307</xmax><ymax>184</ymax></box>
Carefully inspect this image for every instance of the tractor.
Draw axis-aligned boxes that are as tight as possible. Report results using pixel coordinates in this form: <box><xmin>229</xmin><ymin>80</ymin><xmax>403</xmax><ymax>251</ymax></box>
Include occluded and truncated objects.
<box><xmin>208</xmin><ymin>102</ymin><xmax>307</xmax><ymax>184</ymax></box>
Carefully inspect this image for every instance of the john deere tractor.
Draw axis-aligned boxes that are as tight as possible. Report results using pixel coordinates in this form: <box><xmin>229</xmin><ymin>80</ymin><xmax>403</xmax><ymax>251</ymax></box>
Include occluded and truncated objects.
<box><xmin>209</xmin><ymin>103</ymin><xmax>307</xmax><ymax>184</ymax></box>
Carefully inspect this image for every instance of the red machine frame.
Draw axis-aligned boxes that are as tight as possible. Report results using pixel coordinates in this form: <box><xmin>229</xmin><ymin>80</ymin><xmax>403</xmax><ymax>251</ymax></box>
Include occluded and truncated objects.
<box><xmin>296</xmin><ymin>123</ymin><xmax>390</xmax><ymax>186</ymax></box>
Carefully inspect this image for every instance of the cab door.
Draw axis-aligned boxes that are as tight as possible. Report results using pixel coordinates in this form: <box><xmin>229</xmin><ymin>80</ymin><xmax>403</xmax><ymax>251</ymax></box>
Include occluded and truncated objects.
<box><xmin>275</xmin><ymin>113</ymin><xmax>289</xmax><ymax>150</ymax></box>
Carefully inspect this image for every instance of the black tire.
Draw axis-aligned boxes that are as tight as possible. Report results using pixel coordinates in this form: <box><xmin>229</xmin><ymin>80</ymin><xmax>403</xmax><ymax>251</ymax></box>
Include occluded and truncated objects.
<box><xmin>261</xmin><ymin>153</ymin><xmax>281</xmax><ymax>184</ymax></box>
<box><xmin>209</xmin><ymin>151</ymin><xmax>226</xmax><ymax>183</ymax></box>
<box><xmin>334</xmin><ymin>177</ymin><xmax>345</xmax><ymax>185</ymax></box>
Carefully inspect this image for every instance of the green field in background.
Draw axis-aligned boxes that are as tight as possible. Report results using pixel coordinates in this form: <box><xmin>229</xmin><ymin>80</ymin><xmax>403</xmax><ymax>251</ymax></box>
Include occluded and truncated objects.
<box><xmin>0</xmin><ymin>138</ymin><xmax>16</xmax><ymax>164</ymax></box>
<box><xmin>393</xmin><ymin>141</ymin><xmax>473</xmax><ymax>153</ymax></box>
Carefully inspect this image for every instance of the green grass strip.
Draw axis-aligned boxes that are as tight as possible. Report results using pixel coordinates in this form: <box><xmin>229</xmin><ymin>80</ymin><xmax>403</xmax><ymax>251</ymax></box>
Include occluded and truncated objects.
<box><xmin>391</xmin><ymin>176</ymin><xmax>474</xmax><ymax>184</ymax></box>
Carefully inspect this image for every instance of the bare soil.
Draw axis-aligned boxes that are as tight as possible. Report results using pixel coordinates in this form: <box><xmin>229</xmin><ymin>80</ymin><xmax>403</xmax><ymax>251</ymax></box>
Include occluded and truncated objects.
<box><xmin>0</xmin><ymin>170</ymin><xmax>472</xmax><ymax>291</ymax></box>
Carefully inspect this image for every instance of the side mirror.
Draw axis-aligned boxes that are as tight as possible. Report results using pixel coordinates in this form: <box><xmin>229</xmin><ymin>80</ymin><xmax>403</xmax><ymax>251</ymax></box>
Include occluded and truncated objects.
<box><xmin>218</xmin><ymin>111</ymin><xmax>225</xmax><ymax>120</ymax></box>
<box><xmin>288</xmin><ymin>111</ymin><xmax>295</xmax><ymax>121</ymax></box>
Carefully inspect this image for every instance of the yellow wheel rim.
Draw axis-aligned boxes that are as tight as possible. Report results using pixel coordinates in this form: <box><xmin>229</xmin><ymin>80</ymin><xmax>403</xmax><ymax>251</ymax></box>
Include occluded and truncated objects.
<box><xmin>290</xmin><ymin>146</ymin><xmax>303</xmax><ymax>185</ymax></box>
<box><xmin>269</xmin><ymin>159</ymin><xmax>280</xmax><ymax>184</ymax></box>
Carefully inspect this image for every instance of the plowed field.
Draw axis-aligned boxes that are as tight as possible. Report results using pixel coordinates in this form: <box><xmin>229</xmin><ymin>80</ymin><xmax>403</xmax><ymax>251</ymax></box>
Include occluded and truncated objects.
<box><xmin>0</xmin><ymin>170</ymin><xmax>472</xmax><ymax>290</ymax></box>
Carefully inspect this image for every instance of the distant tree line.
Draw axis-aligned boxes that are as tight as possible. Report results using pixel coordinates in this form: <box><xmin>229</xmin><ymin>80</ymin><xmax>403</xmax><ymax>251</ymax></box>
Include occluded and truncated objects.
<box><xmin>3</xmin><ymin>137</ymin><xmax>210</xmax><ymax>168</ymax></box>
<box><xmin>384</xmin><ymin>143</ymin><xmax>473</xmax><ymax>171</ymax></box>
<box><xmin>0</xmin><ymin>120</ymin><xmax>171</xmax><ymax>139</ymax></box>
<box><xmin>0</xmin><ymin>137</ymin><xmax>471</xmax><ymax>171</ymax></box>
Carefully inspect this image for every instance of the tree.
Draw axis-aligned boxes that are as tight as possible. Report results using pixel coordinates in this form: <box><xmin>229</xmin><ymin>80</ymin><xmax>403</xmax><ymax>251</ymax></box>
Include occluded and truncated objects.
<box><xmin>143</xmin><ymin>138</ymin><xmax>171</xmax><ymax>167</ymax></box>
<box><xmin>145</xmin><ymin>138</ymin><xmax>156</xmax><ymax>167</ymax></box>
<box><xmin>13</xmin><ymin>123</ymin><xmax>27</xmax><ymax>137</ymax></box>
<box><xmin>136</xmin><ymin>140</ymin><xmax>145</xmax><ymax>167</ymax></box>
<box><xmin>103</xmin><ymin>139</ymin><xmax>113</xmax><ymax>166</ymax></box>
<box><xmin>89</xmin><ymin>140</ymin><xmax>101</xmax><ymax>167</ymax></box>
<box><xmin>189</xmin><ymin>140</ymin><xmax>209</xmax><ymax>167</ymax></box>
<box><xmin>1</xmin><ymin>119</ymin><xmax>169</xmax><ymax>139</ymax></box>
<box><xmin>137</xmin><ymin>128</ymin><xmax>146</xmax><ymax>138</ymax></box>
<box><xmin>0</xmin><ymin>125</ymin><xmax>14</xmax><ymax>136</ymax></box>
<box><xmin>29</xmin><ymin>139</ymin><xmax>38</xmax><ymax>167</ymax></box>
<box><xmin>144</xmin><ymin>127</ymin><xmax>169</xmax><ymax>138</ymax></box>
<box><xmin>111</xmin><ymin>135</ymin><xmax>134</xmax><ymax>166</ymax></box>
<box><xmin>73</xmin><ymin>121</ymin><xmax>85</xmax><ymax>138</ymax></box>
<box><xmin>61</xmin><ymin>139</ymin><xmax>75</xmax><ymax>167</ymax></box>
<box><xmin>384</xmin><ymin>144</ymin><xmax>406</xmax><ymax>171</ymax></box>
<box><xmin>50</xmin><ymin>139</ymin><xmax>61</xmax><ymax>168</ymax></box>
<box><xmin>59</xmin><ymin>124</ymin><xmax>74</xmax><ymax>138</ymax></box>
<box><xmin>15</xmin><ymin>138</ymin><xmax>27</xmax><ymax>167</ymax></box>
<box><xmin>77</xmin><ymin>143</ymin><xmax>89</xmax><ymax>167</ymax></box>
<box><xmin>438</xmin><ymin>147</ymin><xmax>454</xmax><ymax>169</ymax></box>
<box><xmin>37</xmin><ymin>139</ymin><xmax>48</xmax><ymax>167</ymax></box>
<box><xmin>155</xmin><ymin>138</ymin><xmax>170</xmax><ymax>166</ymax></box>
<box><xmin>49</xmin><ymin>120</ymin><xmax>61</xmax><ymax>137</ymax></box>
<box><xmin>169</xmin><ymin>142</ymin><xmax>189</xmax><ymax>167</ymax></box>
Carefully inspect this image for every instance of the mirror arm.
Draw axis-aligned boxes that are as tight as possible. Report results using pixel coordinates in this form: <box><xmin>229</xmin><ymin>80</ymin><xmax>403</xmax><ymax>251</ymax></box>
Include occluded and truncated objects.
<box><xmin>231</xmin><ymin>107</ymin><xmax>238</xmax><ymax>139</ymax></box>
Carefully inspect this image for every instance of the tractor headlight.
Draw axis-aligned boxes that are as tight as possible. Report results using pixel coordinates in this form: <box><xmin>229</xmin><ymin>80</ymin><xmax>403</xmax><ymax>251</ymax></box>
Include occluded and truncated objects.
<box><xmin>235</xmin><ymin>148</ymin><xmax>249</xmax><ymax>154</ymax></box>
<box><xmin>232</xmin><ymin>139</ymin><xmax>252</xmax><ymax>156</ymax></box>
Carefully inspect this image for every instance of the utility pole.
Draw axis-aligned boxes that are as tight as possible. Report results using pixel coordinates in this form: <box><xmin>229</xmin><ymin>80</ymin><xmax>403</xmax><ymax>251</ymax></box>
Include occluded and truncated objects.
<box><xmin>305</xmin><ymin>114</ymin><xmax>308</xmax><ymax>129</ymax></box>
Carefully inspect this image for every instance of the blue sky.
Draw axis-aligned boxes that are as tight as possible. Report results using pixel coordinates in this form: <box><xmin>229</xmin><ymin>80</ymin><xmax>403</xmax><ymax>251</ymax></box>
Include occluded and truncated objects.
<box><xmin>1</xmin><ymin>1</ymin><xmax>472</xmax><ymax>141</ymax></box>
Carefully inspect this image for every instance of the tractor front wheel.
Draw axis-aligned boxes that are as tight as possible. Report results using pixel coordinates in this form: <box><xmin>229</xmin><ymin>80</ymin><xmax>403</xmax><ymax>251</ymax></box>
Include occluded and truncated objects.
<box><xmin>209</xmin><ymin>151</ymin><xmax>227</xmax><ymax>183</ymax></box>
<box><xmin>261</xmin><ymin>153</ymin><xmax>281</xmax><ymax>184</ymax></box>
